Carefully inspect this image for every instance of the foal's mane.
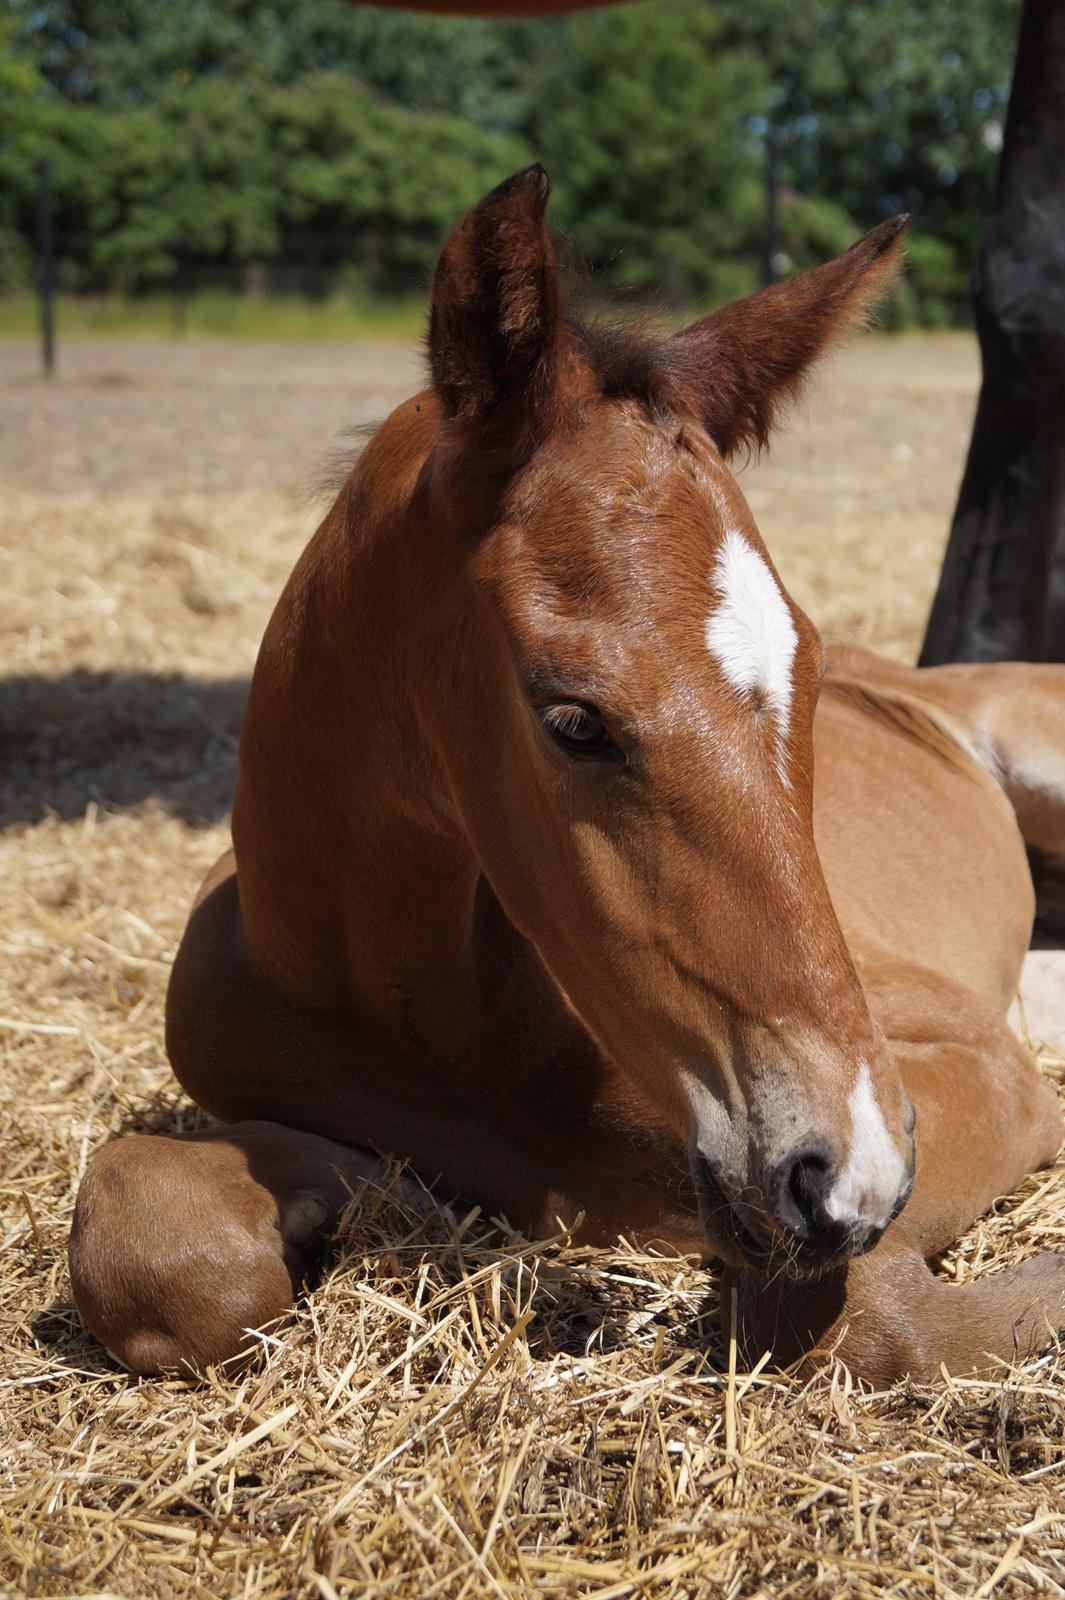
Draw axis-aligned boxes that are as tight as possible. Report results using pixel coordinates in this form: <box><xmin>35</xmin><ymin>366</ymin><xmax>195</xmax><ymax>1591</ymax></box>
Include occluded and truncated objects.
<box><xmin>310</xmin><ymin>420</ymin><xmax>384</xmax><ymax>505</ymax></box>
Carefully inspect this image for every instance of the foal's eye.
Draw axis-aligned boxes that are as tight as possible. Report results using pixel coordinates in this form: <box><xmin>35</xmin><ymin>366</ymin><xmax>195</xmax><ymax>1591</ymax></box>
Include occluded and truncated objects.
<box><xmin>538</xmin><ymin>702</ymin><xmax>615</xmax><ymax>760</ymax></box>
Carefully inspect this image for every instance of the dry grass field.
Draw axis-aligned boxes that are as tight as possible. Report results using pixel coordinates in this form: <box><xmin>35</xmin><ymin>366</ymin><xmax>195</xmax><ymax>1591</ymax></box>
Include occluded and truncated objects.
<box><xmin>2</xmin><ymin>329</ymin><xmax>1064</xmax><ymax>1599</ymax></box>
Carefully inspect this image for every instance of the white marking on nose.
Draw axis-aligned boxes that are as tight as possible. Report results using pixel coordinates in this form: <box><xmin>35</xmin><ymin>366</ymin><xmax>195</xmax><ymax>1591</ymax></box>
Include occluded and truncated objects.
<box><xmin>704</xmin><ymin>528</ymin><xmax>799</xmax><ymax>764</ymax></box>
<box><xmin>824</xmin><ymin>1061</ymin><xmax>907</xmax><ymax>1229</ymax></box>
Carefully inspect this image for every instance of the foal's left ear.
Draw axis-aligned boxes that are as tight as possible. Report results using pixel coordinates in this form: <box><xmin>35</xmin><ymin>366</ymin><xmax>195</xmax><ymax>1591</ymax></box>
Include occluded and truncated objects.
<box><xmin>428</xmin><ymin>164</ymin><xmax>562</xmax><ymax>457</ymax></box>
<box><xmin>671</xmin><ymin>216</ymin><xmax>908</xmax><ymax>458</ymax></box>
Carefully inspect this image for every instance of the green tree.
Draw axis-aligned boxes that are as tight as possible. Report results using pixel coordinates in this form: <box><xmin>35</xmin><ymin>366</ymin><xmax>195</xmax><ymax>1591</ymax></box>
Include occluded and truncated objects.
<box><xmin>5</xmin><ymin>0</ymin><xmax>539</xmax><ymax>126</ymax></box>
<box><xmin>524</xmin><ymin>1</ymin><xmax>767</xmax><ymax>302</ymax></box>
<box><xmin>0</xmin><ymin>15</ymin><xmax>45</xmax><ymax>285</ymax></box>
<box><xmin>264</xmin><ymin>74</ymin><xmax>531</xmax><ymax>286</ymax></box>
<box><xmin>0</xmin><ymin>0</ymin><xmax>1023</xmax><ymax>319</ymax></box>
<box><xmin>719</xmin><ymin>0</ymin><xmax>1019</xmax><ymax>312</ymax></box>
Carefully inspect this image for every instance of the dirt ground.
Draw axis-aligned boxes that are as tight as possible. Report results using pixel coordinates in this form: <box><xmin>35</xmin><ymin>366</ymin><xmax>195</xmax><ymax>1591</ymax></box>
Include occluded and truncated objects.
<box><xmin>3</xmin><ymin>330</ymin><xmax>1064</xmax><ymax>1599</ymax></box>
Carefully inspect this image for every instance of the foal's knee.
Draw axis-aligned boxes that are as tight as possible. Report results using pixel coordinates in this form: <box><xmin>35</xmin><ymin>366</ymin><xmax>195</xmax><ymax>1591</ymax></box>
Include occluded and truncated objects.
<box><xmin>69</xmin><ymin>1134</ymin><xmax>296</xmax><ymax>1375</ymax></box>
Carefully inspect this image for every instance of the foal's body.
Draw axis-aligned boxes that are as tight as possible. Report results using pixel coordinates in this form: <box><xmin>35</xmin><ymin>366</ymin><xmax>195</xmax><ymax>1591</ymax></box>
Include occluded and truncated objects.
<box><xmin>70</xmin><ymin>171</ymin><xmax>1065</xmax><ymax>1383</ymax></box>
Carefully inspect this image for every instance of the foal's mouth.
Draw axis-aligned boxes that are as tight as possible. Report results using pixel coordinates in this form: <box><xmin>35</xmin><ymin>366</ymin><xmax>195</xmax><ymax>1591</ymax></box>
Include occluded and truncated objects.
<box><xmin>690</xmin><ymin>1153</ymin><xmax>777</xmax><ymax>1269</ymax></box>
<box><xmin>690</xmin><ymin>1152</ymin><xmax>880</xmax><ymax>1275</ymax></box>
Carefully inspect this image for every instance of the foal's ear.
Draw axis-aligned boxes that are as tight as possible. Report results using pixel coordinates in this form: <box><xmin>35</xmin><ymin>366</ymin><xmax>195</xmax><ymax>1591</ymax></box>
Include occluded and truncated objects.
<box><xmin>428</xmin><ymin>165</ymin><xmax>562</xmax><ymax>455</ymax></box>
<box><xmin>672</xmin><ymin>217</ymin><xmax>908</xmax><ymax>458</ymax></box>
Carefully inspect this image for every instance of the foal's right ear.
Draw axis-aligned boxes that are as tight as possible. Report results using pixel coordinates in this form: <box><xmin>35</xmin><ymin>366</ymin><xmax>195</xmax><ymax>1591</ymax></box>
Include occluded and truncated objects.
<box><xmin>428</xmin><ymin>165</ymin><xmax>562</xmax><ymax>456</ymax></box>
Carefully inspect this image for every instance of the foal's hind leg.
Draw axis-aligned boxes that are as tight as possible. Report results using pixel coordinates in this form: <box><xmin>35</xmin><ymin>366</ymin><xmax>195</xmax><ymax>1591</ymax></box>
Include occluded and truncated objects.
<box><xmin>919</xmin><ymin>659</ymin><xmax>1065</xmax><ymax>1039</ymax></box>
<box><xmin>725</xmin><ymin>966</ymin><xmax>1064</xmax><ymax>1384</ymax></box>
<box><xmin>69</xmin><ymin>1122</ymin><xmax>393</xmax><ymax>1374</ymax></box>
<box><xmin>906</xmin><ymin>660</ymin><xmax>1065</xmax><ymax>905</ymax></box>
<box><xmin>850</xmin><ymin>653</ymin><xmax>1065</xmax><ymax>1042</ymax></box>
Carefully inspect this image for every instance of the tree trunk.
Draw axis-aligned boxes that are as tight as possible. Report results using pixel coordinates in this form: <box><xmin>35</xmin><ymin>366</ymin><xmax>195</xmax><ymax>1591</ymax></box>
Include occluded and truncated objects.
<box><xmin>920</xmin><ymin>0</ymin><xmax>1065</xmax><ymax>665</ymax></box>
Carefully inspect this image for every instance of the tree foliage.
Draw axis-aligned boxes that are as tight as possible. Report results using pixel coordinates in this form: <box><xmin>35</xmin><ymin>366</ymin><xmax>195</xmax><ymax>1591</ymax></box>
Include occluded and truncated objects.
<box><xmin>1</xmin><ymin>0</ymin><xmax>1019</xmax><ymax>317</ymax></box>
<box><xmin>719</xmin><ymin>0</ymin><xmax>1019</xmax><ymax>308</ymax></box>
<box><xmin>524</xmin><ymin>2</ymin><xmax>767</xmax><ymax>301</ymax></box>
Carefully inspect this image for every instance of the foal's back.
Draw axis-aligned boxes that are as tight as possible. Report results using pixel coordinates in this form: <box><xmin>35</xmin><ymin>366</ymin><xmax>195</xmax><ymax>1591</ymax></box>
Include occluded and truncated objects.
<box><xmin>813</xmin><ymin>646</ymin><xmax>1035</xmax><ymax>1014</ymax></box>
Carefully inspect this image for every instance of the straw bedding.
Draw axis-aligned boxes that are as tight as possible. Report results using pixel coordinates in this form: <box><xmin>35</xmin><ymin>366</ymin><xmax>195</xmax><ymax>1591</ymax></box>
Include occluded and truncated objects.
<box><xmin>2</xmin><ymin>332</ymin><xmax>1063</xmax><ymax>1598</ymax></box>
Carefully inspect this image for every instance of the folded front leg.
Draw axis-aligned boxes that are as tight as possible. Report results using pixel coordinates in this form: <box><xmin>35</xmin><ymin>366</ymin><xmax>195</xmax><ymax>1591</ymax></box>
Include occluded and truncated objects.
<box><xmin>726</xmin><ymin>1239</ymin><xmax>1065</xmax><ymax>1385</ymax></box>
<box><xmin>69</xmin><ymin>1121</ymin><xmax>391</xmax><ymax>1374</ymax></box>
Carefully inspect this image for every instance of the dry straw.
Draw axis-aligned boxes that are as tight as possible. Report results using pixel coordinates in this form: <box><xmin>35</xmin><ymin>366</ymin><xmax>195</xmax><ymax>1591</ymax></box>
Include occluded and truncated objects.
<box><xmin>2</xmin><ymin>334</ymin><xmax>1063</xmax><ymax>1598</ymax></box>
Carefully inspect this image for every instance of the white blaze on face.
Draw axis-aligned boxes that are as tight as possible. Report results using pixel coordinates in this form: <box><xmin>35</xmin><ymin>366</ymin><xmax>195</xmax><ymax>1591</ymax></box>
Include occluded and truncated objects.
<box><xmin>704</xmin><ymin>528</ymin><xmax>799</xmax><ymax>770</ymax></box>
<box><xmin>824</xmin><ymin>1061</ymin><xmax>908</xmax><ymax>1229</ymax></box>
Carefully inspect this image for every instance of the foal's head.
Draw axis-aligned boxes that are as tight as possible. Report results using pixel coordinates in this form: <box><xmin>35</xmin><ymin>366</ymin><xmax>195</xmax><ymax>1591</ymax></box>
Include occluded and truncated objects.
<box><xmin>413</xmin><ymin>166</ymin><xmax>915</xmax><ymax>1270</ymax></box>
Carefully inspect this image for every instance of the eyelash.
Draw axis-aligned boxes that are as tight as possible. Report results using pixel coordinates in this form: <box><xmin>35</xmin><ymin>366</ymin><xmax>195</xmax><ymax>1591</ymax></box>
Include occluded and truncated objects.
<box><xmin>537</xmin><ymin>701</ymin><xmax>617</xmax><ymax>760</ymax></box>
<box><xmin>541</xmin><ymin>705</ymin><xmax>591</xmax><ymax>738</ymax></box>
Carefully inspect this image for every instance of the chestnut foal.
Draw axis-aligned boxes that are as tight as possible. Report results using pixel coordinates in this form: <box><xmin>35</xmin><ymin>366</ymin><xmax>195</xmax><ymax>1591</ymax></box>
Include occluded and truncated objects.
<box><xmin>70</xmin><ymin>168</ymin><xmax>1065</xmax><ymax>1383</ymax></box>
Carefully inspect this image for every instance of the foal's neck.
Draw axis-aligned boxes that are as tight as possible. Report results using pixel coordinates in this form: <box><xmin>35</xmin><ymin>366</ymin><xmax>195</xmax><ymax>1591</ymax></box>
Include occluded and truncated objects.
<box><xmin>231</xmin><ymin>400</ymin><xmax>565</xmax><ymax>1067</ymax></box>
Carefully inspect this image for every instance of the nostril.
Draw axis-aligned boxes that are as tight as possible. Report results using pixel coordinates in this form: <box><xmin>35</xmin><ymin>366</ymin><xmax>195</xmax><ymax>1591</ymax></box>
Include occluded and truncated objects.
<box><xmin>769</xmin><ymin>1145</ymin><xmax>838</xmax><ymax>1240</ymax></box>
<box><xmin>787</xmin><ymin>1151</ymin><xmax>832</xmax><ymax>1232</ymax></box>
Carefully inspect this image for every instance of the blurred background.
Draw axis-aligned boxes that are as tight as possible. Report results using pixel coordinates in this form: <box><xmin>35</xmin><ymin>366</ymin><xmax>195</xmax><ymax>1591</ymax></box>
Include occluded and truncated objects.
<box><xmin>1</xmin><ymin>0</ymin><xmax>1016</xmax><ymax>334</ymax></box>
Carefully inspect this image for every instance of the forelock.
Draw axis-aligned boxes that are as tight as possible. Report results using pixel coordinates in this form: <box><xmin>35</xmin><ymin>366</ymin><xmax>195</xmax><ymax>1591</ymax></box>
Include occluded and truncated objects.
<box><xmin>566</xmin><ymin>309</ymin><xmax>688</xmax><ymax>424</ymax></box>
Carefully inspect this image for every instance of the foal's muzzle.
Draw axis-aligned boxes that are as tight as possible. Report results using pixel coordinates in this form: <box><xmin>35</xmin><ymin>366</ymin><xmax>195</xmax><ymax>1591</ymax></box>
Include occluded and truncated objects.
<box><xmin>691</xmin><ymin>1144</ymin><xmax>915</xmax><ymax>1273</ymax></box>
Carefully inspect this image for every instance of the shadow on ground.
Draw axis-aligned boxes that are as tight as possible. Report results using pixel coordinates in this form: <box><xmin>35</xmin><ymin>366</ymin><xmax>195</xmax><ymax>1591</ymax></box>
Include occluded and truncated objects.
<box><xmin>0</xmin><ymin>670</ymin><xmax>248</xmax><ymax>827</ymax></box>
<box><xmin>30</xmin><ymin>1255</ymin><xmax>723</xmax><ymax>1385</ymax></box>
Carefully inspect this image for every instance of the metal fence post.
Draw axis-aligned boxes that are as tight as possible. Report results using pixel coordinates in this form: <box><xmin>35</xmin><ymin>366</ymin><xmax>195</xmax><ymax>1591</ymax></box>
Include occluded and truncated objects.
<box><xmin>760</xmin><ymin>126</ymin><xmax>780</xmax><ymax>289</ymax></box>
